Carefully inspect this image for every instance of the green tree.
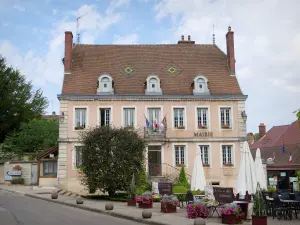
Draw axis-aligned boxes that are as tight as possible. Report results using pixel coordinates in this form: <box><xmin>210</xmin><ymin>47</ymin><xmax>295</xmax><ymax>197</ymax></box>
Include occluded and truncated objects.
<box><xmin>176</xmin><ymin>166</ymin><xmax>190</xmax><ymax>188</ymax></box>
<box><xmin>2</xmin><ymin>118</ymin><xmax>58</xmax><ymax>157</ymax></box>
<box><xmin>0</xmin><ymin>56</ymin><xmax>48</xmax><ymax>143</ymax></box>
<box><xmin>79</xmin><ymin>126</ymin><xmax>147</xmax><ymax>196</ymax></box>
<box><xmin>254</xmin><ymin>133</ymin><xmax>260</xmax><ymax>141</ymax></box>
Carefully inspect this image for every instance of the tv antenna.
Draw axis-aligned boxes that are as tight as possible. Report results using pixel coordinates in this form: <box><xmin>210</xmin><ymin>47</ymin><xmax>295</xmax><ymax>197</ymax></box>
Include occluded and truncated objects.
<box><xmin>76</xmin><ymin>11</ymin><xmax>90</xmax><ymax>44</ymax></box>
<box><xmin>212</xmin><ymin>24</ymin><xmax>216</xmax><ymax>44</ymax></box>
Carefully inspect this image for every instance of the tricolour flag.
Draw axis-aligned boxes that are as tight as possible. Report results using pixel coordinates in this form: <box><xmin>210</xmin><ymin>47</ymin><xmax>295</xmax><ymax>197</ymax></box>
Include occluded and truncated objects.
<box><xmin>144</xmin><ymin>115</ymin><xmax>150</xmax><ymax>127</ymax></box>
<box><xmin>282</xmin><ymin>143</ymin><xmax>285</xmax><ymax>154</ymax></box>
<box><xmin>153</xmin><ymin>118</ymin><xmax>159</xmax><ymax>129</ymax></box>
<box><xmin>289</xmin><ymin>153</ymin><xmax>292</xmax><ymax>163</ymax></box>
<box><xmin>161</xmin><ymin>115</ymin><xmax>167</xmax><ymax>129</ymax></box>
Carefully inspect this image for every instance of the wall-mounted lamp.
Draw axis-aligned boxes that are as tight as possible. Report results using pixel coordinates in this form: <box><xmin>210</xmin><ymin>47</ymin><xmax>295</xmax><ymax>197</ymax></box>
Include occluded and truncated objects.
<box><xmin>241</xmin><ymin>111</ymin><xmax>247</xmax><ymax>122</ymax></box>
<box><xmin>59</xmin><ymin>112</ymin><xmax>65</xmax><ymax>123</ymax></box>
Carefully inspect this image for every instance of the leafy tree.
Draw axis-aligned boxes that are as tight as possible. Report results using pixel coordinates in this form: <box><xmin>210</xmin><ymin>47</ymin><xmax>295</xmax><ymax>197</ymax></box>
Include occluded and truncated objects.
<box><xmin>2</xmin><ymin>118</ymin><xmax>58</xmax><ymax>157</ymax></box>
<box><xmin>176</xmin><ymin>166</ymin><xmax>190</xmax><ymax>188</ymax></box>
<box><xmin>0</xmin><ymin>56</ymin><xmax>48</xmax><ymax>143</ymax></box>
<box><xmin>79</xmin><ymin>126</ymin><xmax>147</xmax><ymax>196</ymax></box>
<box><xmin>254</xmin><ymin>133</ymin><xmax>260</xmax><ymax>141</ymax></box>
<box><xmin>136</xmin><ymin>166</ymin><xmax>150</xmax><ymax>195</ymax></box>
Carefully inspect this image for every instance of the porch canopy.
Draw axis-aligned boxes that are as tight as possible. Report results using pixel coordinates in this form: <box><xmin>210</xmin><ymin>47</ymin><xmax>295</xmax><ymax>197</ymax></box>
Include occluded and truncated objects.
<box><xmin>236</xmin><ymin>141</ymin><xmax>257</xmax><ymax>195</ymax></box>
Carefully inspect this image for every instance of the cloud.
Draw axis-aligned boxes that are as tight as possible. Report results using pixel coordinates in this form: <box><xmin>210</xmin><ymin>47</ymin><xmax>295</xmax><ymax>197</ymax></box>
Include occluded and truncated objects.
<box><xmin>13</xmin><ymin>4</ymin><xmax>25</xmax><ymax>12</ymax></box>
<box><xmin>52</xmin><ymin>9</ymin><xmax>57</xmax><ymax>15</ymax></box>
<box><xmin>113</xmin><ymin>34</ymin><xmax>138</xmax><ymax>44</ymax></box>
<box><xmin>154</xmin><ymin>0</ymin><xmax>300</xmax><ymax>130</ymax></box>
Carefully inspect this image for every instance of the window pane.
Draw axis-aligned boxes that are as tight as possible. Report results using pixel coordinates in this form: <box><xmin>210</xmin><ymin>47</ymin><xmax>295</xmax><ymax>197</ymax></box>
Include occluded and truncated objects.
<box><xmin>124</xmin><ymin>108</ymin><xmax>135</xmax><ymax>127</ymax></box>
<box><xmin>180</xmin><ymin>146</ymin><xmax>185</xmax><ymax>165</ymax></box>
<box><xmin>175</xmin><ymin>147</ymin><xmax>179</xmax><ymax>165</ymax></box>
<box><xmin>75</xmin><ymin>108</ymin><xmax>87</xmax><ymax>128</ymax></box>
<box><xmin>197</xmin><ymin>108</ymin><xmax>208</xmax><ymax>127</ymax></box>
<box><xmin>222</xmin><ymin>146</ymin><xmax>227</xmax><ymax>165</ymax></box>
<box><xmin>174</xmin><ymin>108</ymin><xmax>184</xmax><ymax>128</ymax></box>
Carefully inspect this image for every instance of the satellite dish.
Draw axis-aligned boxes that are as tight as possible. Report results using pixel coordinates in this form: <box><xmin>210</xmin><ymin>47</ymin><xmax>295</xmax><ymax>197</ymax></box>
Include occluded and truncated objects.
<box><xmin>266</xmin><ymin>158</ymin><xmax>274</xmax><ymax>164</ymax></box>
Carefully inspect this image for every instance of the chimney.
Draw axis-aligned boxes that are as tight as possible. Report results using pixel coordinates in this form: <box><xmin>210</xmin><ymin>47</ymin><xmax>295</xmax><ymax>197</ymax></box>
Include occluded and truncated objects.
<box><xmin>226</xmin><ymin>26</ymin><xmax>235</xmax><ymax>75</ymax></box>
<box><xmin>64</xmin><ymin>31</ymin><xmax>73</xmax><ymax>74</ymax></box>
<box><xmin>178</xmin><ymin>35</ymin><xmax>195</xmax><ymax>44</ymax></box>
<box><xmin>259</xmin><ymin>123</ymin><xmax>266</xmax><ymax>139</ymax></box>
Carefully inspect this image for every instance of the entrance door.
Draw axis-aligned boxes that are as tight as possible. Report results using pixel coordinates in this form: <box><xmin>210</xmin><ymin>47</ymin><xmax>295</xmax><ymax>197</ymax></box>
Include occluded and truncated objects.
<box><xmin>148</xmin><ymin>146</ymin><xmax>162</xmax><ymax>176</ymax></box>
<box><xmin>31</xmin><ymin>164</ymin><xmax>38</xmax><ymax>185</ymax></box>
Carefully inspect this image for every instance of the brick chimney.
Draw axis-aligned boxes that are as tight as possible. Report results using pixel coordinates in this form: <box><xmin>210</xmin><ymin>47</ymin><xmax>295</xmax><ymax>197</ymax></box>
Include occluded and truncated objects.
<box><xmin>259</xmin><ymin>123</ymin><xmax>266</xmax><ymax>139</ymax></box>
<box><xmin>64</xmin><ymin>31</ymin><xmax>73</xmax><ymax>74</ymax></box>
<box><xmin>226</xmin><ymin>26</ymin><xmax>235</xmax><ymax>75</ymax></box>
<box><xmin>178</xmin><ymin>35</ymin><xmax>195</xmax><ymax>44</ymax></box>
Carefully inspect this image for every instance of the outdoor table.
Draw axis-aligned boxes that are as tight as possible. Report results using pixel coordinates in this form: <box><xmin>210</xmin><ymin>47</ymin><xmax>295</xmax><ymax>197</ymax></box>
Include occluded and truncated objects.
<box><xmin>233</xmin><ymin>200</ymin><xmax>249</xmax><ymax>220</ymax></box>
<box><xmin>280</xmin><ymin>199</ymin><xmax>300</xmax><ymax>219</ymax></box>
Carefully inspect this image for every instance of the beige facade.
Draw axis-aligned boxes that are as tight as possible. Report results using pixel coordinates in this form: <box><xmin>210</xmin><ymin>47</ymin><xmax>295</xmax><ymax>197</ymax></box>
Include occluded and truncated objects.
<box><xmin>58</xmin><ymin>97</ymin><xmax>247</xmax><ymax>193</ymax></box>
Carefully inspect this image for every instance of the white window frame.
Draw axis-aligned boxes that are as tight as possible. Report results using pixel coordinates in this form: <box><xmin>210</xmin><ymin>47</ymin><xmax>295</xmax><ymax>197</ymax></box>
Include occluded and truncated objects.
<box><xmin>72</xmin><ymin>143</ymin><xmax>84</xmax><ymax>170</ymax></box>
<box><xmin>193</xmin><ymin>74</ymin><xmax>210</xmax><ymax>95</ymax></box>
<box><xmin>195</xmin><ymin>106</ymin><xmax>210</xmax><ymax>130</ymax></box>
<box><xmin>218</xmin><ymin>106</ymin><xmax>234</xmax><ymax>130</ymax></box>
<box><xmin>97</xmin><ymin>106</ymin><xmax>113</xmax><ymax>127</ymax></box>
<box><xmin>121</xmin><ymin>106</ymin><xmax>137</xmax><ymax>128</ymax></box>
<box><xmin>97</xmin><ymin>74</ymin><xmax>114</xmax><ymax>94</ymax></box>
<box><xmin>73</xmin><ymin>106</ymin><xmax>89</xmax><ymax>131</ymax></box>
<box><xmin>172</xmin><ymin>106</ymin><xmax>187</xmax><ymax>130</ymax></box>
<box><xmin>145</xmin><ymin>75</ymin><xmax>162</xmax><ymax>95</ymax></box>
<box><xmin>197</xmin><ymin>143</ymin><xmax>212</xmax><ymax>168</ymax></box>
<box><xmin>145</xmin><ymin>106</ymin><xmax>163</xmax><ymax>130</ymax></box>
<box><xmin>172</xmin><ymin>143</ymin><xmax>188</xmax><ymax>168</ymax></box>
<box><xmin>219</xmin><ymin>143</ymin><xmax>235</xmax><ymax>168</ymax></box>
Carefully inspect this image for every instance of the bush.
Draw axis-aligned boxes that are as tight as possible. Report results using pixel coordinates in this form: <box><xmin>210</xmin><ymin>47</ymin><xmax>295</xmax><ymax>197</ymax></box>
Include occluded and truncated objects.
<box><xmin>187</xmin><ymin>203</ymin><xmax>209</xmax><ymax>219</ymax></box>
<box><xmin>78</xmin><ymin>126</ymin><xmax>147</xmax><ymax>196</ymax></box>
<box><xmin>11</xmin><ymin>177</ymin><xmax>24</xmax><ymax>185</ymax></box>
<box><xmin>136</xmin><ymin>167</ymin><xmax>150</xmax><ymax>195</ymax></box>
<box><xmin>128</xmin><ymin>174</ymin><xmax>136</xmax><ymax>199</ymax></box>
<box><xmin>191</xmin><ymin>189</ymin><xmax>205</xmax><ymax>195</ymax></box>
<box><xmin>176</xmin><ymin>166</ymin><xmax>189</xmax><ymax>188</ymax></box>
<box><xmin>173</xmin><ymin>185</ymin><xmax>188</xmax><ymax>194</ymax></box>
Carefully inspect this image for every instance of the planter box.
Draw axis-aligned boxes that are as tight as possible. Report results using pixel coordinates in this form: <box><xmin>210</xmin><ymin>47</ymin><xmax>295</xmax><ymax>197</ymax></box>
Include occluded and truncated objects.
<box><xmin>139</xmin><ymin>202</ymin><xmax>153</xmax><ymax>208</ymax></box>
<box><xmin>221</xmin><ymin>215</ymin><xmax>241</xmax><ymax>224</ymax></box>
<box><xmin>161</xmin><ymin>204</ymin><xmax>177</xmax><ymax>213</ymax></box>
<box><xmin>127</xmin><ymin>199</ymin><xmax>136</xmax><ymax>206</ymax></box>
<box><xmin>252</xmin><ymin>216</ymin><xmax>267</xmax><ymax>225</ymax></box>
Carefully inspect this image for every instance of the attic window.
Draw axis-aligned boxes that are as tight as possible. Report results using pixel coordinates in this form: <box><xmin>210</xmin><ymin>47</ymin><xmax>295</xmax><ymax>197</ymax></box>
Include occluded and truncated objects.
<box><xmin>193</xmin><ymin>74</ymin><xmax>210</xmax><ymax>95</ymax></box>
<box><xmin>145</xmin><ymin>75</ymin><xmax>162</xmax><ymax>95</ymax></box>
<box><xmin>97</xmin><ymin>74</ymin><xmax>114</xmax><ymax>95</ymax></box>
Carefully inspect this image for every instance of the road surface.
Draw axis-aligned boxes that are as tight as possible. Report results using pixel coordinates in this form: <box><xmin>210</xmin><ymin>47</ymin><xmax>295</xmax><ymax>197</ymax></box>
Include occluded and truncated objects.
<box><xmin>0</xmin><ymin>190</ymin><xmax>141</xmax><ymax>225</ymax></box>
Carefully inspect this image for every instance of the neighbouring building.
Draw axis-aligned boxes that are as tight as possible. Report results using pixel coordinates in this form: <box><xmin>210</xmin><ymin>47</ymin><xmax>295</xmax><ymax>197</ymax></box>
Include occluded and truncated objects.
<box><xmin>250</xmin><ymin>121</ymin><xmax>300</xmax><ymax>193</ymax></box>
<box><xmin>57</xmin><ymin>27</ymin><xmax>248</xmax><ymax>194</ymax></box>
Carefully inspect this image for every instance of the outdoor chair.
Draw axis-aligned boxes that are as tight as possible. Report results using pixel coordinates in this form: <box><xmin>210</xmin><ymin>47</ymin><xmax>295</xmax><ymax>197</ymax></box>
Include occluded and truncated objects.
<box><xmin>280</xmin><ymin>194</ymin><xmax>290</xmax><ymax>200</ymax></box>
<box><xmin>186</xmin><ymin>190</ymin><xmax>194</xmax><ymax>205</ymax></box>
<box><xmin>272</xmin><ymin>195</ymin><xmax>290</xmax><ymax>220</ymax></box>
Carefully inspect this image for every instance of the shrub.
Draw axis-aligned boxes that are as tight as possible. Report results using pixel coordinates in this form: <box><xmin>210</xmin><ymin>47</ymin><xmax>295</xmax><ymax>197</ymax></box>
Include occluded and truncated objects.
<box><xmin>187</xmin><ymin>203</ymin><xmax>209</xmax><ymax>219</ymax></box>
<box><xmin>253</xmin><ymin>189</ymin><xmax>267</xmax><ymax>216</ymax></box>
<box><xmin>152</xmin><ymin>194</ymin><xmax>162</xmax><ymax>202</ymax></box>
<box><xmin>128</xmin><ymin>174</ymin><xmax>136</xmax><ymax>199</ymax></box>
<box><xmin>173</xmin><ymin>185</ymin><xmax>188</xmax><ymax>194</ymax></box>
<box><xmin>161</xmin><ymin>195</ymin><xmax>180</xmax><ymax>211</ymax></box>
<box><xmin>11</xmin><ymin>177</ymin><xmax>24</xmax><ymax>185</ymax></box>
<box><xmin>176</xmin><ymin>166</ymin><xmax>189</xmax><ymax>188</ymax></box>
<box><xmin>218</xmin><ymin>203</ymin><xmax>244</xmax><ymax>217</ymax></box>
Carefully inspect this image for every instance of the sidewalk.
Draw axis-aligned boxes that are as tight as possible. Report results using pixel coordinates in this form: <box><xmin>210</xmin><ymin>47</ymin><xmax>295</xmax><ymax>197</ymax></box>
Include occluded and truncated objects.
<box><xmin>1</xmin><ymin>185</ymin><xmax>298</xmax><ymax>225</ymax></box>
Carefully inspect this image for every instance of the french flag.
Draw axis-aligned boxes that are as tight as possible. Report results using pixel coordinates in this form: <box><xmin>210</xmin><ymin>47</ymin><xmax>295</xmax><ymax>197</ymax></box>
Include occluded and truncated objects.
<box><xmin>289</xmin><ymin>153</ymin><xmax>292</xmax><ymax>163</ymax></box>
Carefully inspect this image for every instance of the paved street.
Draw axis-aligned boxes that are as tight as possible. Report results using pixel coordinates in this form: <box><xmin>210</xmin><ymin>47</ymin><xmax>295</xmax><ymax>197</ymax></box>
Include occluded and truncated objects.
<box><xmin>0</xmin><ymin>190</ymin><xmax>141</xmax><ymax>225</ymax></box>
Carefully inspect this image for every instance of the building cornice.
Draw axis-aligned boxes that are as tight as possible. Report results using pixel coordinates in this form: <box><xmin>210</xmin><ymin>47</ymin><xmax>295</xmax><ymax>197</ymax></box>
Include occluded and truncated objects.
<box><xmin>57</xmin><ymin>94</ymin><xmax>248</xmax><ymax>101</ymax></box>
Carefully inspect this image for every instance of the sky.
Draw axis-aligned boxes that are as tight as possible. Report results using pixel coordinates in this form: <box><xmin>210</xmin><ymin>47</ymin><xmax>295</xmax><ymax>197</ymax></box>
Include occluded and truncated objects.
<box><xmin>0</xmin><ymin>0</ymin><xmax>299</xmax><ymax>133</ymax></box>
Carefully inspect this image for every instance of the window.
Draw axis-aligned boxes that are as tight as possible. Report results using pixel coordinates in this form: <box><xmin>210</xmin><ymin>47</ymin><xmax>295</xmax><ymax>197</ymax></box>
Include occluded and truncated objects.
<box><xmin>147</xmin><ymin>108</ymin><xmax>161</xmax><ymax>130</ymax></box>
<box><xmin>123</xmin><ymin>108</ymin><xmax>135</xmax><ymax>127</ymax></box>
<box><xmin>175</xmin><ymin>146</ymin><xmax>185</xmax><ymax>166</ymax></box>
<box><xmin>99</xmin><ymin>108</ymin><xmax>111</xmax><ymax>126</ymax></box>
<box><xmin>222</xmin><ymin>145</ymin><xmax>233</xmax><ymax>165</ymax></box>
<box><xmin>75</xmin><ymin>108</ymin><xmax>87</xmax><ymax>129</ymax></box>
<box><xmin>199</xmin><ymin>145</ymin><xmax>209</xmax><ymax>165</ymax></box>
<box><xmin>74</xmin><ymin>146</ymin><xmax>83</xmax><ymax>168</ymax></box>
<box><xmin>145</xmin><ymin>75</ymin><xmax>162</xmax><ymax>95</ymax></box>
<box><xmin>197</xmin><ymin>108</ymin><xmax>208</xmax><ymax>128</ymax></box>
<box><xmin>97</xmin><ymin>74</ymin><xmax>114</xmax><ymax>94</ymax></box>
<box><xmin>43</xmin><ymin>161</ymin><xmax>57</xmax><ymax>176</ymax></box>
<box><xmin>220</xmin><ymin>108</ymin><xmax>232</xmax><ymax>128</ymax></box>
<box><xmin>173</xmin><ymin>108</ymin><xmax>185</xmax><ymax>128</ymax></box>
<box><xmin>193</xmin><ymin>75</ymin><xmax>210</xmax><ymax>95</ymax></box>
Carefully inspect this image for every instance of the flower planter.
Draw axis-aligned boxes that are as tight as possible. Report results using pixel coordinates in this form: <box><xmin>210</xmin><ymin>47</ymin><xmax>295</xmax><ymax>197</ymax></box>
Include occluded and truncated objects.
<box><xmin>252</xmin><ymin>216</ymin><xmax>267</xmax><ymax>225</ymax></box>
<box><xmin>139</xmin><ymin>202</ymin><xmax>153</xmax><ymax>208</ymax></box>
<box><xmin>127</xmin><ymin>198</ymin><xmax>136</xmax><ymax>206</ymax></box>
<box><xmin>221</xmin><ymin>215</ymin><xmax>241</xmax><ymax>224</ymax></box>
<box><xmin>161</xmin><ymin>204</ymin><xmax>177</xmax><ymax>213</ymax></box>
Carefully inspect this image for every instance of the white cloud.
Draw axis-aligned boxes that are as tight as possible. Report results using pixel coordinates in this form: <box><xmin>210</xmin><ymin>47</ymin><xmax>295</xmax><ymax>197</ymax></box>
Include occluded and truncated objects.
<box><xmin>113</xmin><ymin>34</ymin><xmax>138</xmax><ymax>44</ymax></box>
<box><xmin>154</xmin><ymin>0</ymin><xmax>300</xmax><ymax>130</ymax></box>
<box><xmin>52</xmin><ymin>9</ymin><xmax>57</xmax><ymax>15</ymax></box>
<box><xmin>13</xmin><ymin>4</ymin><xmax>25</xmax><ymax>12</ymax></box>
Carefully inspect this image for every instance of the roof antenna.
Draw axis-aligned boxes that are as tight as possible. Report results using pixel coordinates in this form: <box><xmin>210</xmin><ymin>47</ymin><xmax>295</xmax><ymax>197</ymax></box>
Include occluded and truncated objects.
<box><xmin>76</xmin><ymin>11</ymin><xmax>91</xmax><ymax>44</ymax></box>
<box><xmin>212</xmin><ymin>24</ymin><xmax>216</xmax><ymax>44</ymax></box>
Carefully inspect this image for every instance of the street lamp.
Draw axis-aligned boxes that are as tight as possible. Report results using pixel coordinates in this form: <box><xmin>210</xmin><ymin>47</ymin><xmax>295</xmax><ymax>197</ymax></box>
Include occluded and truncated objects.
<box><xmin>59</xmin><ymin>112</ymin><xmax>65</xmax><ymax>123</ymax></box>
<box><xmin>241</xmin><ymin>111</ymin><xmax>247</xmax><ymax>122</ymax></box>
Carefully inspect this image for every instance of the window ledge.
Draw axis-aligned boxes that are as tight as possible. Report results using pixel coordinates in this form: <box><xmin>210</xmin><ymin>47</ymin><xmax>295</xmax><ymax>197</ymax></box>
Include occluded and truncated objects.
<box><xmin>145</xmin><ymin>90</ymin><xmax>162</xmax><ymax>95</ymax></box>
<box><xmin>97</xmin><ymin>91</ymin><xmax>114</xmax><ymax>95</ymax></box>
<box><xmin>193</xmin><ymin>90</ymin><xmax>210</xmax><ymax>95</ymax></box>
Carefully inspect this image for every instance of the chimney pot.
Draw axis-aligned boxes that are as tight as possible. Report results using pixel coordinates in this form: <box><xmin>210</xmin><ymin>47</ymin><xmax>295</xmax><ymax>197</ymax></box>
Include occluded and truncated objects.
<box><xmin>181</xmin><ymin>35</ymin><xmax>184</xmax><ymax>41</ymax></box>
<box><xmin>188</xmin><ymin>35</ymin><xmax>191</xmax><ymax>41</ymax></box>
<box><xmin>226</xmin><ymin>26</ymin><xmax>235</xmax><ymax>75</ymax></box>
<box><xmin>259</xmin><ymin>123</ymin><xmax>266</xmax><ymax>139</ymax></box>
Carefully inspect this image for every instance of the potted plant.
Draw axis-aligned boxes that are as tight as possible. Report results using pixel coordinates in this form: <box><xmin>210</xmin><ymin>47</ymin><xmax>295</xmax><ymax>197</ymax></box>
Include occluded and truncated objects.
<box><xmin>221</xmin><ymin>124</ymin><xmax>230</xmax><ymax>129</ymax></box>
<box><xmin>187</xmin><ymin>202</ymin><xmax>209</xmax><ymax>219</ymax></box>
<box><xmin>219</xmin><ymin>203</ymin><xmax>243</xmax><ymax>224</ymax></box>
<box><xmin>202</xmin><ymin>163</ymin><xmax>210</xmax><ymax>167</ymax></box>
<box><xmin>177</xmin><ymin>126</ymin><xmax>185</xmax><ymax>129</ymax></box>
<box><xmin>127</xmin><ymin>174</ymin><xmax>136</xmax><ymax>206</ymax></box>
<box><xmin>267</xmin><ymin>186</ymin><xmax>276</xmax><ymax>197</ymax></box>
<box><xmin>75</xmin><ymin>124</ymin><xmax>85</xmax><ymax>130</ymax></box>
<box><xmin>252</xmin><ymin>187</ymin><xmax>267</xmax><ymax>225</ymax></box>
<box><xmin>198</xmin><ymin>125</ymin><xmax>207</xmax><ymax>129</ymax></box>
<box><xmin>224</xmin><ymin>163</ymin><xmax>234</xmax><ymax>167</ymax></box>
<box><xmin>161</xmin><ymin>195</ymin><xmax>179</xmax><ymax>213</ymax></box>
<box><xmin>176</xmin><ymin>163</ymin><xmax>183</xmax><ymax>167</ymax></box>
<box><xmin>136</xmin><ymin>191</ymin><xmax>153</xmax><ymax>208</ymax></box>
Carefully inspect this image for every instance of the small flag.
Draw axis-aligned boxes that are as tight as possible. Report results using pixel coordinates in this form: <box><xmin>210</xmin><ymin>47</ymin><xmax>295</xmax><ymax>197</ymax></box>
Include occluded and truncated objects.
<box><xmin>282</xmin><ymin>143</ymin><xmax>285</xmax><ymax>154</ymax></box>
<box><xmin>153</xmin><ymin>118</ymin><xmax>159</xmax><ymax>129</ymax></box>
<box><xmin>289</xmin><ymin>153</ymin><xmax>292</xmax><ymax>163</ymax></box>
<box><xmin>144</xmin><ymin>115</ymin><xmax>150</xmax><ymax>127</ymax></box>
<box><xmin>161</xmin><ymin>115</ymin><xmax>167</xmax><ymax>129</ymax></box>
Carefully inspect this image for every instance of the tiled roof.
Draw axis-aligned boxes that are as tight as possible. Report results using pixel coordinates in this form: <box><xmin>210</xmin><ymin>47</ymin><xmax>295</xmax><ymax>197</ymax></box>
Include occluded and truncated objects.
<box><xmin>274</xmin><ymin>120</ymin><xmax>300</xmax><ymax>146</ymax></box>
<box><xmin>61</xmin><ymin>44</ymin><xmax>243</xmax><ymax>95</ymax></box>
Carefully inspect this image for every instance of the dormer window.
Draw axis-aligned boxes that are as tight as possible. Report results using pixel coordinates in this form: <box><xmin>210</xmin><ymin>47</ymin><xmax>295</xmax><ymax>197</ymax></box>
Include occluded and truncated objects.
<box><xmin>193</xmin><ymin>74</ymin><xmax>210</xmax><ymax>95</ymax></box>
<box><xmin>97</xmin><ymin>74</ymin><xmax>114</xmax><ymax>95</ymax></box>
<box><xmin>145</xmin><ymin>75</ymin><xmax>162</xmax><ymax>95</ymax></box>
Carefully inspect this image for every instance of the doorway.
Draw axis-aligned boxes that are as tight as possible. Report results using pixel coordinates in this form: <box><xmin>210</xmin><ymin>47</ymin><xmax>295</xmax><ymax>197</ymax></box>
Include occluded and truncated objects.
<box><xmin>31</xmin><ymin>164</ymin><xmax>38</xmax><ymax>185</ymax></box>
<box><xmin>148</xmin><ymin>145</ymin><xmax>162</xmax><ymax>176</ymax></box>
